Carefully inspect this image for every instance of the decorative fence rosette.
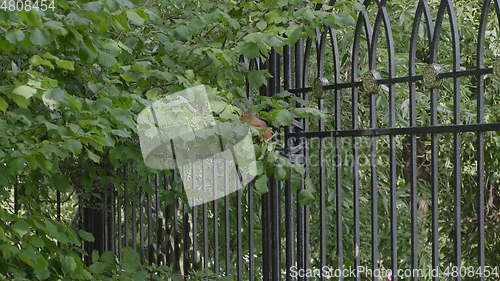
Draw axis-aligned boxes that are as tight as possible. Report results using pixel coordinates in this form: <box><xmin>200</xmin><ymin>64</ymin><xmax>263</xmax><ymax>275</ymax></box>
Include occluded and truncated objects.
<box><xmin>422</xmin><ymin>64</ymin><xmax>443</xmax><ymax>89</ymax></box>
<box><xmin>311</xmin><ymin>77</ymin><xmax>329</xmax><ymax>99</ymax></box>
<box><xmin>361</xmin><ymin>70</ymin><xmax>381</xmax><ymax>94</ymax></box>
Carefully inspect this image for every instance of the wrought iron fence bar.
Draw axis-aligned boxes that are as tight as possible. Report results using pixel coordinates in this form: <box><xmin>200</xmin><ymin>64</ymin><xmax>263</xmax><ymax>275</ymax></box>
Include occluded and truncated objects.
<box><xmin>271</xmin><ymin>49</ymin><xmax>282</xmax><ymax>281</ymax></box>
<box><xmin>476</xmin><ymin>0</ymin><xmax>491</xmax><ymax>280</ymax></box>
<box><xmin>287</xmin><ymin>67</ymin><xmax>493</xmax><ymax>93</ymax></box>
<box><xmin>117</xmin><ymin>181</ymin><xmax>122</xmax><ymax>258</ymax></box>
<box><xmin>445</xmin><ymin>1</ymin><xmax>464</xmax><ymax>280</ymax></box>
<box><xmin>262</xmin><ymin>187</ymin><xmax>271</xmax><ymax>281</ymax></box>
<box><xmin>103</xmin><ymin>184</ymin><xmax>108</xmax><ymax>251</ymax></box>
<box><xmin>203</xmin><ymin>203</ymin><xmax>209</xmax><ymax>270</ymax></box>
<box><xmin>330</xmin><ymin>25</ymin><xmax>344</xmax><ymax>280</ymax></box>
<box><xmin>236</xmin><ymin>188</ymin><xmax>243</xmax><ymax>281</ymax></box>
<box><xmin>350</xmin><ymin>9</ymin><xmax>365</xmax><ymax>279</ymax></box>
<box><xmin>408</xmin><ymin>1</ymin><xmax>431</xmax><ymax>279</ymax></box>
<box><xmin>110</xmin><ymin>185</ymin><xmax>115</xmax><ymax>254</ymax></box>
<box><xmin>294</xmin><ymin>38</ymin><xmax>305</xmax><ymax>281</ymax></box>
<box><xmin>302</xmin><ymin>36</ymin><xmax>312</xmax><ymax>281</ymax></box>
<box><xmin>283</xmin><ymin>43</ymin><xmax>294</xmax><ymax>281</ymax></box>
<box><xmin>183</xmin><ymin>187</ymin><xmax>190</xmax><ymax>276</ymax></box>
<box><xmin>147</xmin><ymin>186</ymin><xmax>152</xmax><ymax>264</ymax></box>
<box><xmin>123</xmin><ymin>166</ymin><xmax>128</xmax><ymax>250</ymax></box>
<box><xmin>369</xmin><ymin>87</ymin><xmax>379</xmax><ymax>278</ymax></box>
<box><xmin>155</xmin><ymin>174</ymin><xmax>160</xmax><ymax>264</ymax></box>
<box><xmin>317</xmin><ymin>31</ymin><xmax>327</xmax><ymax>281</ymax></box>
<box><xmin>131</xmin><ymin>190</ymin><xmax>136</xmax><ymax>251</ymax></box>
<box><xmin>430</xmin><ymin>90</ymin><xmax>439</xmax><ymax>281</ymax></box>
<box><xmin>373</xmin><ymin>3</ymin><xmax>399</xmax><ymax>279</ymax></box>
<box><xmin>213</xmin><ymin>159</ymin><xmax>219</xmax><ymax>275</ymax></box>
<box><xmin>430</xmin><ymin>2</ymin><xmax>448</xmax><ymax>278</ymax></box>
<box><xmin>224</xmin><ymin>161</ymin><xmax>230</xmax><ymax>276</ymax></box>
<box><xmin>171</xmin><ymin>171</ymin><xmax>180</xmax><ymax>272</ymax></box>
<box><xmin>56</xmin><ymin>191</ymin><xmax>61</xmax><ymax>222</ymax></box>
<box><xmin>248</xmin><ymin>183</ymin><xmax>255</xmax><ymax>281</ymax></box>
<box><xmin>247</xmin><ymin>59</ymin><xmax>257</xmax><ymax>281</ymax></box>
<box><xmin>191</xmin><ymin>163</ymin><xmax>198</xmax><ymax>272</ymax></box>
<box><xmin>139</xmin><ymin>186</ymin><xmax>144</xmax><ymax>264</ymax></box>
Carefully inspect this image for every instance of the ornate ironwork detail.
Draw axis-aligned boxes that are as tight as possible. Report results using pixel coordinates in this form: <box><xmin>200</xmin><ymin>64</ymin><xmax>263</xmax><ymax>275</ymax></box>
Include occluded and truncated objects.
<box><xmin>422</xmin><ymin>64</ymin><xmax>442</xmax><ymax>89</ymax></box>
<box><xmin>312</xmin><ymin>77</ymin><xmax>328</xmax><ymax>99</ymax></box>
<box><xmin>362</xmin><ymin>70</ymin><xmax>381</xmax><ymax>94</ymax></box>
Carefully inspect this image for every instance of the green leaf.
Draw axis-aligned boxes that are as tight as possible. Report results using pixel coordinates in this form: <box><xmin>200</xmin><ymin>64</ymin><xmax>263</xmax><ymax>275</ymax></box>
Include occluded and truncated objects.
<box><xmin>274</xmin><ymin>164</ymin><xmax>288</xmax><ymax>181</ymax></box>
<box><xmin>33</xmin><ymin>256</ymin><xmax>50</xmax><ymax>280</ymax></box>
<box><xmin>44</xmin><ymin>21</ymin><xmax>68</xmax><ymax>36</ymax></box>
<box><xmin>11</xmin><ymin>95</ymin><xmax>30</xmax><ymax>108</ymax></box>
<box><xmin>18</xmin><ymin>248</ymin><xmax>37</xmax><ymax>268</ymax></box>
<box><xmin>87</xmin><ymin>150</ymin><xmax>101</xmax><ymax>163</ymax></box>
<box><xmin>110</xmin><ymin>129</ymin><xmax>131</xmax><ymax>138</ymax></box>
<box><xmin>0</xmin><ymin>245</ymin><xmax>18</xmax><ymax>259</ymax></box>
<box><xmin>12</xmin><ymin>221</ymin><xmax>30</xmax><ymax>237</ymax></box>
<box><xmin>55</xmin><ymin>59</ymin><xmax>75</xmax><ymax>71</ymax></box>
<box><xmin>7</xmin><ymin>157</ymin><xmax>26</xmax><ymax>174</ymax></box>
<box><xmin>89</xmin><ymin>261</ymin><xmax>107</xmax><ymax>274</ymax></box>
<box><xmin>83</xmin><ymin>1</ymin><xmax>103</xmax><ymax>12</ymax></box>
<box><xmin>247</xmin><ymin>70</ymin><xmax>267</xmax><ymax>88</ymax></box>
<box><xmin>174</xmin><ymin>25</ymin><xmax>191</xmax><ymax>41</ymax></box>
<box><xmin>256</xmin><ymin>21</ymin><xmax>267</xmax><ymax>31</ymax></box>
<box><xmin>286</xmin><ymin>25</ymin><xmax>303</xmax><ymax>45</ymax></box>
<box><xmin>28</xmin><ymin>152</ymin><xmax>53</xmax><ymax>171</ymax></box>
<box><xmin>30</xmin><ymin>55</ymin><xmax>54</xmax><ymax>69</ymax></box>
<box><xmin>126</xmin><ymin>10</ymin><xmax>145</xmax><ymax>25</ymax></box>
<box><xmin>0</xmin><ymin>97</ymin><xmax>8</xmax><ymax>112</ymax></box>
<box><xmin>271</xmin><ymin>109</ymin><xmax>293</xmax><ymax>127</ymax></box>
<box><xmin>30</xmin><ymin>28</ymin><xmax>51</xmax><ymax>46</ymax></box>
<box><xmin>334</xmin><ymin>14</ymin><xmax>356</xmax><ymax>26</ymax></box>
<box><xmin>293</xmin><ymin>107</ymin><xmax>324</xmax><ymax>119</ymax></box>
<box><xmin>53</xmin><ymin>174</ymin><xmax>71</xmax><ymax>193</ymax></box>
<box><xmin>290</xmin><ymin>173</ymin><xmax>302</xmax><ymax>192</ymax></box>
<box><xmin>45</xmin><ymin>88</ymin><xmax>82</xmax><ymax>110</ymax></box>
<box><xmin>65</xmin><ymin>93</ymin><xmax>82</xmax><ymax>110</ymax></box>
<box><xmin>12</xmin><ymin>85</ymin><xmax>37</xmax><ymax>99</ymax></box>
<box><xmin>298</xmin><ymin>187</ymin><xmax>316</xmax><ymax>205</ymax></box>
<box><xmin>122</xmin><ymin>248</ymin><xmax>141</xmax><ymax>271</ymax></box>
<box><xmin>5</xmin><ymin>29</ymin><xmax>25</xmax><ymax>43</ymax></box>
<box><xmin>92</xmin><ymin>250</ymin><xmax>100</xmax><ymax>263</ymax></box>
<box><xmin>98</xmin><ymin>52</ymin><xmax>117</xmax><ymax>67</ymax></box>
<box><xmin>60</xmin><ymin>256</ymin><xmax>77</xmax><ymax>274</ymax></box>
<box><xmin>240</xmin><ymin>42</ymin><xmax>261</xmax><ymax>59</ymax></box>
<box><xmin>79</xmin><ymin>230</ymin><xmax>95</xmax><ymax>242</ymax></box>
<box><xmin>64</xmin><ymin>139</ymin><xmax>82</xmax><ymax>154</ymax></box>
<box><xmin>254</xmin><ymin>175</ymin><xmax>268</xmax><ymax>194</ymax></box>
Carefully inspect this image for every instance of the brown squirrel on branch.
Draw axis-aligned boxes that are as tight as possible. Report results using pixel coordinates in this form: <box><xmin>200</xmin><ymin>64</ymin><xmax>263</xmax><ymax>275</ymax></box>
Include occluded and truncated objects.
<box><xmin>240</xmin><ymin>110</ymin><xmax>273</xmax><ymax>142</ymax></box>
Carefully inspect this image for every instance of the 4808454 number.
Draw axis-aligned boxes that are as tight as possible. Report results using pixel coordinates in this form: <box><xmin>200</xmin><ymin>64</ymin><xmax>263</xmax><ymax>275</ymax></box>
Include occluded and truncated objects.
<box><xmin>0</xmin><ymin>0</ymin><xmax>55</xmax><ymax>12</ymax></box>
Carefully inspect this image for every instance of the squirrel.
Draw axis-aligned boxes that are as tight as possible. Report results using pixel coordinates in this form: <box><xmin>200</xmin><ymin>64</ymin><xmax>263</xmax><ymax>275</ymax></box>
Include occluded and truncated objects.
<box><xmin>240</xmin><ymin>110</ymin><xmax>273</xmax><ymax>142</ymax></box>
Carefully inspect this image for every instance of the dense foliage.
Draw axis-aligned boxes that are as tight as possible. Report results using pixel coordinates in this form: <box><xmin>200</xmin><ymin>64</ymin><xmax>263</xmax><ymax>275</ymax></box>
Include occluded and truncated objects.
<box><xmin>0</xmin><ymin>0</ymin><xmax>356</xmax><ymax>279</ymax></box>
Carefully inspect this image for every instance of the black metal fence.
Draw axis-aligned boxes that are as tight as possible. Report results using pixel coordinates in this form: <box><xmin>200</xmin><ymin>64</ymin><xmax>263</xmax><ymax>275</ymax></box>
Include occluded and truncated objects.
<box><xmin>80</xmin><ymin>0</ymin><xmax>500</xmax><ymax>280</ymax></box>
